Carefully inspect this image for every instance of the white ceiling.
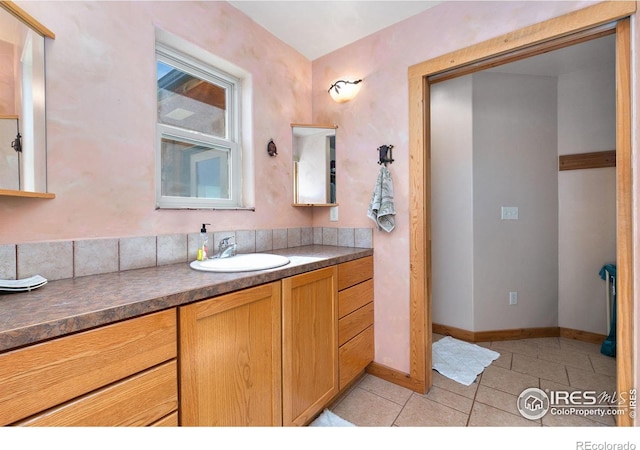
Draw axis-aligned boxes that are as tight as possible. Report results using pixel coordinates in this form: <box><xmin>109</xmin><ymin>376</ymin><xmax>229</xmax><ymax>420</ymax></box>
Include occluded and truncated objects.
<box><xmin>227</xmin><ymin>1</ymin><xmax>614</xmax><ymax>75</ymax></box>
<box><xmin>227</xmin><ymin>1</ymin><xmax>441</xmax><ymax>60</ymax></box>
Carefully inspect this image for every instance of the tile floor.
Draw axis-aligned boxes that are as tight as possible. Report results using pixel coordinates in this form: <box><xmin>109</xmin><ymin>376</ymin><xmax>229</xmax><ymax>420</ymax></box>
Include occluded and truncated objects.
<box><xmin>329</xmin><ymin>334</ymin><xmax>618</xmax><ymax>427</ymax></box>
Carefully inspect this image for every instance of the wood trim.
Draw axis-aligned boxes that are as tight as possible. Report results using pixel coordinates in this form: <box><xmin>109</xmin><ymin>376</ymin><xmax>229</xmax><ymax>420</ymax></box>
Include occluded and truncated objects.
<box><xmin>366</xmin><ymin>361</ymin><xmax>423</xmax><ymax>391</ymax></box>
<box><xmin>559</xmin><ymin>150</ymin><xmax>616</xmax><ymax>171</ymax></box>
<box><xmin>290</xmin><ymin>123</ymin><xmax>338</xmax><ymax>129</ymax></box>
<box><xmin>0</xmin><ymin>189</ymin><xmax>55</xmax><ymax>199</ymax></box>
<box><xmin>408</xmin><ymin>1</ymin><xmax>636</xmax><ymax>419</ymax></box>
<box><xmin>408</xmin><ymin>1</ymin><xmax>634</xmax><ymax>80</ymax></box>
<box><xmin>408</xmin><ymin>72</ymin><xmax>429</xmax><ymax>393</ymax></box>
<box><xmin>559</xmin><ymin>327</ymin><xmax>608</xmax><ymax>345</ymax></box>
<box><xmin>431</xmin><ymin>323</ymin><xmax>475</xmax><ymax>342</ymax></box>
<box><xmin>0</xmin><ymin>115</ymin><xmax>19</xmax><ymax>120</ymax></box>
<box><xmin>0</xmin><ymin>1</ymin><xmax>55</xmax><ymax>39</ymax></box>
<box><xmin>476</xmin><ymin>327</ymin><xmax>561</xmax><ymax>342</ymax></box>
<box><xmin>428</xmin><ymin>26</ymin><xmax>616</xmax><ymax>85</ymax></box>
<box><xmin>614</xmin><ymin>17</ymin><xmax>634</xmax><ymax>427</ymax></box>
<box><xmin>433</xmin><ymin>323</ymin><xmax>606</xmax><ymax>345</ymax></box>
<box><xmin>292</xmin><ymin>203</ymin><xmax>338</xmax><ymax>207</ymax></box>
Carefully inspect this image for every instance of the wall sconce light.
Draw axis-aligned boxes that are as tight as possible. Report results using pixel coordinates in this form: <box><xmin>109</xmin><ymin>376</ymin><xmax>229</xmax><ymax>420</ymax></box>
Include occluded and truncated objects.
<box><xmin>328</xmin><ymin>79</ymin><xmax>362</xmax><ymax>103</ymax></box>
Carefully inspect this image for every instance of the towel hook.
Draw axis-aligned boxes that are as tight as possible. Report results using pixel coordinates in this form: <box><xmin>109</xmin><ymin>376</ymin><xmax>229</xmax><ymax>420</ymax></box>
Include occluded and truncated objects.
<box><xmin>377</xmin><ymin>144</ymin><xmax>394</xmax><ymax>166</ymax></box>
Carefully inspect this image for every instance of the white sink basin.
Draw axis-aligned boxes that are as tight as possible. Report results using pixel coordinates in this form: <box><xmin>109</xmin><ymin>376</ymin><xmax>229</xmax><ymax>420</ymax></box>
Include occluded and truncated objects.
<box><xmin>190</xmin><ymin>253</ymin><xmax>290</xmax><ymax>273</ymax></box>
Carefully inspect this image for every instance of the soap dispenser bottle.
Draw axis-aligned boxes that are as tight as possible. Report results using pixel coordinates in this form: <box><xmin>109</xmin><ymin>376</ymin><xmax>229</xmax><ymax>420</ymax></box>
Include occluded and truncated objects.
<box><xmin>198</xmin><ymin>223</ymin><xmax>211</xmax><ymax>261</ymax></box>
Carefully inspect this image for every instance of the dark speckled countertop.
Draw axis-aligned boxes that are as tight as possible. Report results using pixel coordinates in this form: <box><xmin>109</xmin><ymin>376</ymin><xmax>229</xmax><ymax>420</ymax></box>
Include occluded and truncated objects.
<box><xmin>0</xmin><ymin>245</ymin><xmax>372</xmax><ymax>353</ymax></box>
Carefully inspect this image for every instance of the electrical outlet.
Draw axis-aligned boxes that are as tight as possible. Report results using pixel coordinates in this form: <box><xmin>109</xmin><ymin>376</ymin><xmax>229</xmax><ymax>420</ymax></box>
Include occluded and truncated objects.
<box><xmin>509</xmin><ymin>291</ymin><xmax>518</xmax><ymax>305</ymax></box>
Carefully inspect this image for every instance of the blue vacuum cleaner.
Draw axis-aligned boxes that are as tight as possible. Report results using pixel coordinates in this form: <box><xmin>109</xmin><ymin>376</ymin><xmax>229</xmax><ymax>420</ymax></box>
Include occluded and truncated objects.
<box><xmin>599</xmin><ymin>264</ymin><xmax>616</xmax><ymax>357</ymax></box>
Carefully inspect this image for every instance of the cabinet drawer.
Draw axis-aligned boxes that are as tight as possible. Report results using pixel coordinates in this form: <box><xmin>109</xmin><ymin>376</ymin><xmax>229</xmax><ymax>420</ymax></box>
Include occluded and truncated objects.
<box><xmin>338</xmin><ymin>256</ymin><xmax>373</xmax><ymax>291</ymax></box>
<box><xmin>0</xmin><ymin>309</ymin><xmax>177</xmax><ymax>426</ymax></box>
<box><xmin>153</xmin><ymin>412</ymin><xmax>178</xmax><ymax>427</ymax></box>
<box><xmin>338</xmin><ymin>302</ymin><xmax>374</xmax><ymax>346</ymax></box>
<box><xmin>339</xmin><ymin>279</ymin><xmax>373</xmax><ymax>318</ymax></box>
<box><xmin>339</xmin><ymin>326</ymin><xmax>374</xmax><ymax>390</ymax></box>
<box><xmin>17</xmin><ymin>360</ymin><xmax>178</xmax><ymax>426</ymax></box>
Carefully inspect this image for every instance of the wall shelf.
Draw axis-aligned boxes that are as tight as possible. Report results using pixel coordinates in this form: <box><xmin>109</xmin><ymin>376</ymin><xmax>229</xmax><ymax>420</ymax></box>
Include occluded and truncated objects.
<box><xmin>558</xmin><ymin>150</ymin><xmax>616</xmax><ymax>171</ymax></box>
<box><xmin>0</xmin><ymin>189</ymin><xmax>55</xmax><ymax>199</ymax></box>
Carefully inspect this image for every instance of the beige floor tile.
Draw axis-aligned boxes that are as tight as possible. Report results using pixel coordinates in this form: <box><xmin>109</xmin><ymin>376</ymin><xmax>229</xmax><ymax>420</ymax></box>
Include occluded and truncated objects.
<box><xmin>537</xmin><ymin>347</ymin><xmax>593</xmax><ymax>371</ymax></box>
<box><xmin>357</xmin><ymin>373</ymin><xmax>413</xmax><ymax>406</ymax></box>
<box><xmin>468</xmin><ymin>401</ymin><xmax>539</xmax><ymax>426</ymax></box>
<box><xmin>524</xmin><ymin>337</ymin><xmax>561</xmax><ymax>350</ymax></box>
<box><xmin>559</xmin><ymin>338</ymin><xmax>602</xmax><ymax>355</ymax></box>
<box><xmin>540</xmin><ymin>378</ymin><xmax>574</xmax><ymax>392</ymax></box>
<box><xmin>331</xmin><ymin>336</ymin><xmax>617</xmax><ymax>428</ymax></box>
<box><xmin>420</xmin><ymin>385</ymin><xmax>473</xmax><ymax>414</ymax></box>
<box><xmin>474</xmin><ymin>384</ymin><xmax>520</xmax><ymax>416</ymax></box>
<box><xmin>490</xmin><ymin>340</ymin><xmax>539</xmax><ymax>358</ymax></box>
<box><xmin>511</xmin><ymin>353</ymin><xmax>569</xmax><ymax>384</ymax></box>
<box><xmin>566</xmin><ymin>366</ymin><xmax>616</xmax><ymax>395</ymax></box>
<box><xmin>589</xmin><ymin>353</ymin><xmax>616</xmax><ymax>376</ymax></box>
<box><xmin>332</xmin><ymin>387</ymin><xmax>402</xmax><ymax>427</ymax></box>
<box><xmin>394</xmin><ymin>394</ymin><xmax>468</xmax><ymax>426</ymax></box>
<box><xmin>480</xmin><ymin>364</ymin><xmax>539</xmax><ymax>396</ymax></box>
<box><xmin>433</xmin><ymin>333</ymin><xmax>446</xmax><ymax>342</ymax></box>
<box><xmin>492</xmin><ymin>350</ymin><xmax>513</xmax><ymax>369</ymax></box>
<box><xmin>431</xmin><ymin>370</ymin><xmax>479</xmax><ymax>399</ymax></box>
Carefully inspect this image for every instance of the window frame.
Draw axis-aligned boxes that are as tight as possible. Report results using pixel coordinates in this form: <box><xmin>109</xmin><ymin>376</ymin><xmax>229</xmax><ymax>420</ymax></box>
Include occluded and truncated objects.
<box><xmin>155</xmin><ymin>42</ymin><xmax>242</xmax><ymax>209</ymax></box>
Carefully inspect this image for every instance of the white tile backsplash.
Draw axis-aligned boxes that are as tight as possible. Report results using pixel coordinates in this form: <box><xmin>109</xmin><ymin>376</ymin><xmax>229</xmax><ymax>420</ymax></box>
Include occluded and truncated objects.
<box><xmin>2</xmin><ymin>227</ymin><xmax>372</xmax><ymax>282</ymax></box>
<box><xmin>74</xmin><ymin>238</ymin><xmax>119</xmax><ymax>277</ymax></box>
<box><xmin>157</xmin><ymin>234</ymin><xmax>187</xmax><ymax>266</ymax></box>
<box><xmin>273</xmin><ymin>229</ymin><xmax>288</xmax><ymax>250</ymax></box>
<box><xmin>120</xmin><ymin>236</ymin><xmax>157</xmax><ymax>271</ymax></box>
<box><xmin>236</xmin><ymin>230</ymin><xmax>256</xmax><ymax>254</ymax></box>
<box><xmin>256</xmin><ymin>229</ymin><xmax>273</xmax><ymax>252</ymax></box>
<box><xmin>322</xmin><ymin>227</ymin><xmax>338</xmax><ymax>246</ymax></box>
<box><xmin>338</xmin><ymin>228</ymin><xmax>355</xmax><ymax>247</ymax></box>
<box><xmin>0</xmin><ymin>245</ymin><xmax>16</xmax><ymax>280</ymax></box>
<box><xmin>287</xmin><ymin>228</ymin><xmax>301</xmax><ymax>248</ymax></box>
<box><xmin>17</xmin><ymin>241</ymin><xmax>73</xmax><ymax>281</ymax></box>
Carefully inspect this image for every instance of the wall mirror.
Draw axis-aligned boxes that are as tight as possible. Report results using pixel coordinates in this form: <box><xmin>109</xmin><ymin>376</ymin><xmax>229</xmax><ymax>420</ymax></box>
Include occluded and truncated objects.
<box><xmin>292</xmin><ymin>124</ymin><xmax>337</xmax><ymax>206</ymax></box>
<box><xmin>0</xmin><ymin>1</ymin><xmax>54</xmax><ymax>198</ymax></box>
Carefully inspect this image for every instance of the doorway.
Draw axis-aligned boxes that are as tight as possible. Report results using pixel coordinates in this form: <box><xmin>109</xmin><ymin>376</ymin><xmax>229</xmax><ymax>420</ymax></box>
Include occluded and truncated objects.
<box><xmin>407</xmin><ymin>2</ymin><xmax>635</xmax><ymax>426</ymax></box>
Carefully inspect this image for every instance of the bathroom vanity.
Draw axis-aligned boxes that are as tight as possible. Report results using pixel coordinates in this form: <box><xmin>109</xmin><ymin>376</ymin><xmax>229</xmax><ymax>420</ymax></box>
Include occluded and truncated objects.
<box><xmin>0</xmin><ymin>246</ymin><xmax>373</xmax><ymax>426</ymax></box>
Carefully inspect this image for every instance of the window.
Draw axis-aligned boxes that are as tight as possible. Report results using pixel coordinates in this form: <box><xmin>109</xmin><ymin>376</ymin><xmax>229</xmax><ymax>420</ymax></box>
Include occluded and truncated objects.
<box><xmin>155</xmin><ymin>42</ymin><xmax>242</xmax><ymax>209</ymax></box>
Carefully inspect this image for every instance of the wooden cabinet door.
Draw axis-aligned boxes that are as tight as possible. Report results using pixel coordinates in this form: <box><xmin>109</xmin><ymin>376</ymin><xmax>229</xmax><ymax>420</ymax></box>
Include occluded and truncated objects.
<box><xmin>282</xmin><ymin>266</ymin><xmax>338</xmax><ymax>426</ymax></box>
<box><xmin>179</xmin><ymin>282</ymin><xmax>282</xmax><ymax>426</ymax></box>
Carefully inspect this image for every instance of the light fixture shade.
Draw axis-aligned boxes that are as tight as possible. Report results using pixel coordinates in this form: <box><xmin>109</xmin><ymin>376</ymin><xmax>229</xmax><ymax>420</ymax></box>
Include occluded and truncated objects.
<box><xmin>328</xmin><ymin>79</ymin><xmax>362</xmax><ymax>103</ymax></box>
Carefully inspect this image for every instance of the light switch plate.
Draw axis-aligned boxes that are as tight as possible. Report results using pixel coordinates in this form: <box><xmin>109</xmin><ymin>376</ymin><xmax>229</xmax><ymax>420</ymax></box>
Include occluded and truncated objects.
<box><xmin>501</xmin><ymin>206</ymin><xmax>519</xmax><ymax>220</ymax></box>
<box><xmin>330</xmin><ymin>206</ymin><xmax>338</xmax><ymax>222</ymax></box>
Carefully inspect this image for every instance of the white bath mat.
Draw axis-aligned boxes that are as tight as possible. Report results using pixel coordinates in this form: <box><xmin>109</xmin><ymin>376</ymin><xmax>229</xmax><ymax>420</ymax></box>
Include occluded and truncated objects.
<box><xmin>309</xmin><ymin>409</ymin><xmax>356</xmax><ymax>427</ymax></box>
<box><xmin>432</xmin><ymin>336</ymin><xmax>500</xmax><ymax>386</ymax></box>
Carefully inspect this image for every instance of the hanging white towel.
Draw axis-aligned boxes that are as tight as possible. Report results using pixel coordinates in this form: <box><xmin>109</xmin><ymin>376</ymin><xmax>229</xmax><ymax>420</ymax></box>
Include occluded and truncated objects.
<box><xmin>367</xmin><ymin>165</ymin><xmax>396</xmax><ymax>232</ymax></box>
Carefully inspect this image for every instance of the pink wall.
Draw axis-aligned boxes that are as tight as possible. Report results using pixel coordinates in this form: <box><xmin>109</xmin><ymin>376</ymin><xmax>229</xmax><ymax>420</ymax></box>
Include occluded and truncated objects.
<box><xmin>0</xmin><ymin>41</ymin><xmax>16</xmax><ymax>115</ymax></box>
<box><xmin>2</xmin><ymin>1</ymin><xmax>313</xmax><ymax>243</ymax></box>
<box><xmin>3</xmin><ymin>1</ymin><xmax>638</xmax><ymax>383</ymax></box>
<box><xmin>310</xmin><ymin>0</ymin><xmax>631</xmax><ymax>372</ymax></box>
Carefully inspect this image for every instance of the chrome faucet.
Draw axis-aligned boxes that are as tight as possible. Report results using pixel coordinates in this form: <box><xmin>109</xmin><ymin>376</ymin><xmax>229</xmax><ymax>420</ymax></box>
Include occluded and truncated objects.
<box><xmin>216</xmin><ymin>236</ymin><xmax>237</xmax><ymax>259</ymax></box>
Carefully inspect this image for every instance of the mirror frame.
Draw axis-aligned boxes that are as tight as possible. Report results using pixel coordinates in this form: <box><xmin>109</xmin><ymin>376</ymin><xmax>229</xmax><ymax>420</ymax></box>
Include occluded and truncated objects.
<box><xmin>291</xmin><ymin>123</ymin><xmax>337</xmax><ymax>207</ymax></box>
<box><xmin>0</xmin><ymin>1</ymin><xmax>55</xmax><ymax>199</ymax></box>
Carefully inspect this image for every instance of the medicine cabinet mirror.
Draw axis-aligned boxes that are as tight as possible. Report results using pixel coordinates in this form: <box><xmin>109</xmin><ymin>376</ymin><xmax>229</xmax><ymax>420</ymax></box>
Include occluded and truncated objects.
<box><xmin>292</xmin><ymin>124</ymin><xmax>337</xmax><ymax>206</ymax></box>
<box><xmin>0</xmin><ymin>1</ymin><xmax>54</xmax><ymax>198</ymax></box>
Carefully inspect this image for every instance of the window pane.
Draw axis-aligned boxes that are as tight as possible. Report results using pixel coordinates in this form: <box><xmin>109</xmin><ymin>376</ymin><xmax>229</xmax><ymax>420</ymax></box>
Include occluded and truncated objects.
<box><xmin>160</xmin><ymin>137</ymin><xmax>230</xmax><ymax>199</ymax></box>
<box><xmin>157</xmin><ymin>61</ymin><xmax>227</xmax><ymax>138</ymax></box>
